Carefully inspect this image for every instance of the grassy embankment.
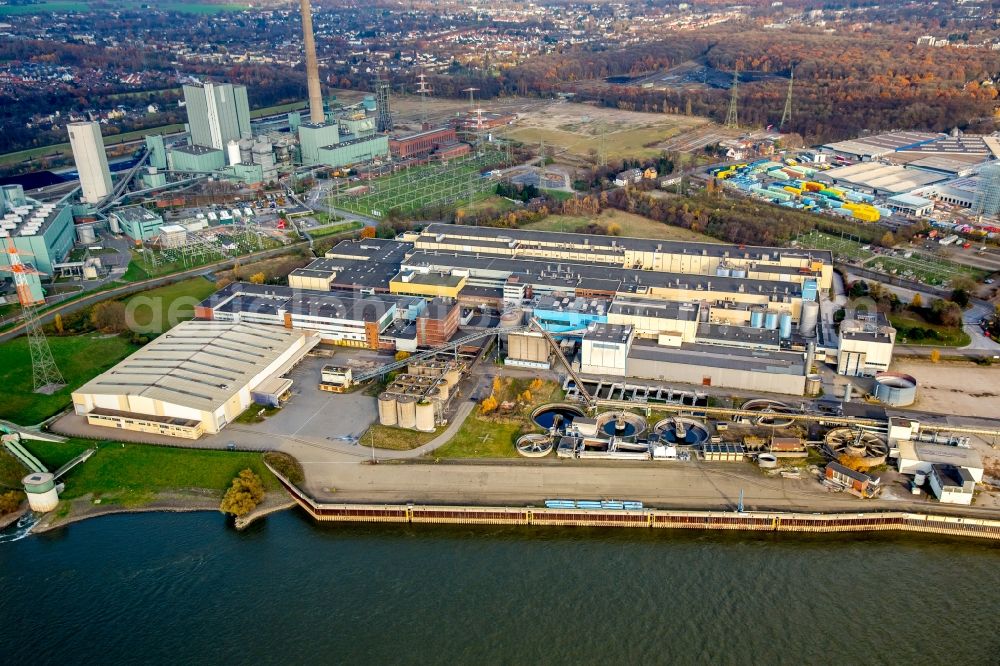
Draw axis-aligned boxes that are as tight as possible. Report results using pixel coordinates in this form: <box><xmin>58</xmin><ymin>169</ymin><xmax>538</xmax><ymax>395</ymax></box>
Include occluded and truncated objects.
<box><xmin>0</xmin><ymin>277</ymin><xmax>214</xmax><ymax>425</ymax></box>
<box><xmin>24</xmin><ymin>438</ymin><xmax>281</xmax><ymax>511</ymax></box>
<box><xmin>433</xmin><ymin>378</ymin><xmax>565</xmax><ymax>459</ymax></box>
<box><xmin>307</xmin><ymin>221</ymin><xmax>364</xmax><ymax>238</ymax></box>
<box><xmin>0</xmin><ymin>335</ymin><xmax>137</xmax><ymax>425</ymax></box>
<box><xmin>522</xmin><ymin>209</ymin><xmax>718</xmax><ymax>243</ymax></box>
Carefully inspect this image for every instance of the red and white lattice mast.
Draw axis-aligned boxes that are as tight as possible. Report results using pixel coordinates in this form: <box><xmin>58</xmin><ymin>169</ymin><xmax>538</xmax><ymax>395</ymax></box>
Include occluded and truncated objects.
<box><xmin>2</xmin><ymin>242</ymin><xmax>65</xmax><ymax>394</ymax></box>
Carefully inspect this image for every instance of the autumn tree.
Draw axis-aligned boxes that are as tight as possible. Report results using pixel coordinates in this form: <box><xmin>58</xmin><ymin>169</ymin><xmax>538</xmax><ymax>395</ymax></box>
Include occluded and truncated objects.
<box><xmin>360</xmin><ymin>226</ymin><xmax>376</xmax><ymax>239</ymax></box>
<box><xmin>930</xmin><ymin>349</ymin><xmax>941</xmax><ymax>363</ymax></box>
<box><xmin>394</xmin><ymin>350</ymin><xmax>410</xmax><ymax>361</ymax></box>
<box><xmin>519</xmin><ymin>390</ymin><xmax>532</xmax><ymax>403</ymax></box>
<box><xmin>910</xmin><ymin>293</ymin><xmax>922</xmax><ymax>309</ymax></box>
<box><xmin>479</xmin><ymin>395</ymin><xmax>499</xmax><ymax>415</ymax></box>
<box><xmin>529</xmin><ymin>378</ymin><xmax>543</xmax><ymax>391</ymax></box>
<box><xmin>54</xmin><ymin>313</ymin><xmax>64</xmax><ymax>334</ymax></box>
<box><xmin>91</xmin><ymin>301</ymin><xmax>128</xmax><ymax>333</ymax></box>
<box><xmin>837</xmin><ymin>455</ymin><xmax>870</xmax><ymax>472</ymax></box>
<box><xmin>0</xmin><ymin>491</ymin><xmax>22</xmax><ymax>515</ymax></box>
<box><xmin>248</xmin><ymin>272</ymin><xmax>266</xmax><ymax>284</ymax></box>
<box><xmin>220</xmin><ymin>469</ymin><xmax>266</xmax><ymax>517</ymax></box>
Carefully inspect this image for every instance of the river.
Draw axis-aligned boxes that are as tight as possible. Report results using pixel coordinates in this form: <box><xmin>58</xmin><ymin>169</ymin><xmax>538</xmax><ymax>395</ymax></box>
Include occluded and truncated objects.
<box><xmin>2</xmin><ymin>509</ymin><xmax>998</xmax><ymax>664</ymax></box>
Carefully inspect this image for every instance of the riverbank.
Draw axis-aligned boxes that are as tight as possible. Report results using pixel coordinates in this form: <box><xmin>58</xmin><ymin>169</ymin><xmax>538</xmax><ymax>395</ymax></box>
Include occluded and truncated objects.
<box><xmin>29</xmin><ymin>488</ymin><xmax>296</xmax><ymax>534</ymax></box>
<box><xmin>265</xmin><ymin>463</ymin><xmax>1000</xmax><ymax>542</ymax></box>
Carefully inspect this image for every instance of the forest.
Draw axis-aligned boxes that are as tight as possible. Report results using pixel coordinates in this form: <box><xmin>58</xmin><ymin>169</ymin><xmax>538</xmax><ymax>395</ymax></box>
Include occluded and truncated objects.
<box><xmin>493</xmin><ymin>26</ymin><xmax>1000</xmax><ymax>143</ymax></box>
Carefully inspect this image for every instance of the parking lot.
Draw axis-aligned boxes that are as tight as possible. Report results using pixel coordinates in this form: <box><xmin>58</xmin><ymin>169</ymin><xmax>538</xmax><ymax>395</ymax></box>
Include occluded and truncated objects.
<box><xmin>243</xmin><ymin>356</ymin><xmax>378</xmax><ymax>444</ymax></box>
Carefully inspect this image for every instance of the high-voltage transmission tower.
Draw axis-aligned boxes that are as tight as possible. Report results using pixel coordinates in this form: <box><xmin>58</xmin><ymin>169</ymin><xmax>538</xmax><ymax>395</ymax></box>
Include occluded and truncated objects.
<box><xmin>780</xmin><ymin>67</ymin><xmax>794</xmax><ymax>130</ymax></box>
<box><xmin>725</xmin><ymin>67</ymin><xmax>740</xmax><ymax>129</ymax></box>
<box><xmin>2</xmin><ymin>242</ymin><xmax>64</xmax><ymax>394</ymax></box>
<box><xmin>375</xmin><ymin>74</ymin><xmax>393</xmax><ymax>132</ymax></box>
<box><xmin>416</xmin><ymin>72</ymin><xmax>431</xmax><ymax>129</ymax></box>
<box><xmin>596</xmin><ymin>122</ymin><xmax>608</xmax><ymax>167</ymax></box>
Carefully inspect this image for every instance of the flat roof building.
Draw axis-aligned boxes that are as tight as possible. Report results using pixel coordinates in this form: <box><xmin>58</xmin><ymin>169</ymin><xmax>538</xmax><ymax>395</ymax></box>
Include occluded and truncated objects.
<box><xmin>72</xmin><ymin>320</ymin><xmax>317</xmax><ymax>438</ymax></box>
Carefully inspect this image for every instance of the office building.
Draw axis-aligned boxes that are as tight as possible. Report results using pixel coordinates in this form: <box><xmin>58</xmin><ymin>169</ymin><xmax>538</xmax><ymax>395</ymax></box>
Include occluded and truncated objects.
<box><xmin>67</xmin><ymin>121</ymin><xmax>113</xmax><ymax>204</ymax></box>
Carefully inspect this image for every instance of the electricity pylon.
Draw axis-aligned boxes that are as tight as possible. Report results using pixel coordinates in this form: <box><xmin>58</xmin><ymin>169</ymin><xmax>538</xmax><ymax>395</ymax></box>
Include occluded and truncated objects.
<box><xmin>780</xmin><ymin>67</ymin><xmax>794</xmax><ymax>130</ymax></box>
<box><xmin>725</xmin><ymin>67</ymin><xmax>740</xmax><ymax>129</ymax></box>
<box><xmin>2</xmin><ymin>242</ymin><xmax>64</xmax><ymax>394</ymax></box>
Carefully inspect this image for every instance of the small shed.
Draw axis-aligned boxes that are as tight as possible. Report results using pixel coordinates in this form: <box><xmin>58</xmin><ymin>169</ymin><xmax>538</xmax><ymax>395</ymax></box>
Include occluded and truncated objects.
<box><xmin>251</xmin><ymin>376</ymin><xmax>293</xmax><ymax>407</ymax></box>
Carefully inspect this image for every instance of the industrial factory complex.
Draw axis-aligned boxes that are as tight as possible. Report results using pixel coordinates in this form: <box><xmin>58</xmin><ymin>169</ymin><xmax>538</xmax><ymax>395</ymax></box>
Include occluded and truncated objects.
<box><xmin>71</xmin><ymin>226</ymin><xmax>902</xmax><ymax>442</ymax></box>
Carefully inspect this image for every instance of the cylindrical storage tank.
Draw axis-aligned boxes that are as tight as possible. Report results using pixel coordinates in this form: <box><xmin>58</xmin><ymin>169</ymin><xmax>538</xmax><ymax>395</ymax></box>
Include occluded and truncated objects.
<box><xmin>799</xmin><ymin>301</ymin><xmax>819</xmax><ymax>337</ymax></box>
<box><xmin>415</xmin><ymin>401</ymin><xmax>435</xmax><ymax>432</ymax></box>
<box><xmin>396</xmin><ymin>395</ymin><xmax>417</xmax><ymax>429</ymax></box>
<box><xmin>22</xmin><ymin>472</ymin><xmax>59</xmax><ymax>512</ymax></box>
<box><xmin>731</xmin><ymin>267</ymin><xmax>747</xmax><ymax>279</ymax></box>
<box><xmin>500</xmin><ymin>307</ymin><xmax>523</xmax><ymax>327</ymax></box>
<box><xmin>227</xmin><ymin>139</ymin><xmax>242</xmax><ymax>166</ymax></box>
<box><xmin>499</xmin><ymin>308</ymin><xmax>523</xmax><ymax>344</ymax></box>
<box><xmin>914</xmin><ymin>470</ymin><xmax>928</xmax><ymax>486</ymax></box>
<box><xmin>805</xmin><ymin>374</ymin><xmax>822</xmax><ymax>396</ymax></box>
<box><xmin>764</xmin><ymin>311</ymin><xmax>779</xmax><ymax>330</ymax></box>
<box><xmin>750</xmin><ymin>308</ymin><xmax>765</xmax><ymax>329</ymax></box>
<box><xmin>76</xmin><ymin>224</ymin><xmax>97</xmax><ymax>244</ymax></box>
<box><xmin>873</xmin><ymin>373</ymin><xmax>918</xmax><ymax>407</ymax></box>
<box><xmin>434</xmin><ymin>382</ymin><xmax>449</xmax><ymax>402</ymax></box>
<box><xmin>779</xmin><ymin>312</ymin><xmax>792</xmax><ymax>339</ymax></box>
<box><xmin>758</xmin><ymin>454</ymin><xmax>778</xmax><ymax>469</ymax></box>
<box><xmin>715</xmin><ymin>265</ymin><xmax>731</xmax><ymax>277</ymax></box>
<box><xmin>378</xmin><ymin>392</ymin><xmax>397</xmax><ymax>426</ymax></box>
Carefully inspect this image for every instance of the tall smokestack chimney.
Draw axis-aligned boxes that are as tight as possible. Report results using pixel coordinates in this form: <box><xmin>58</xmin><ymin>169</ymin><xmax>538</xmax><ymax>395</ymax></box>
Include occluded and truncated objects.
<box><xmin>299</xmin><ymin>0</ymin><xmax>325</xmax><ymax>124</ymax></box>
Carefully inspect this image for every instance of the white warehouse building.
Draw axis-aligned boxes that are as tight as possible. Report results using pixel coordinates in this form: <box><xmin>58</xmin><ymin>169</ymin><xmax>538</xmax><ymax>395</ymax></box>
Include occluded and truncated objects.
<box><xmin>71</xmin><ymin>320</ymin><xmax>318</xmax><ymax>438</ymax></box>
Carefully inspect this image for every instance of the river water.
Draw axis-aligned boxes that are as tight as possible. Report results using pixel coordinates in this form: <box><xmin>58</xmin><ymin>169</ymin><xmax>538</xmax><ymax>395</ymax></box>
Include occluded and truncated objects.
<box><xmin>2</xmin><ymin>510</ymin><xmax>999</xmax><ymax>664</ymax></box>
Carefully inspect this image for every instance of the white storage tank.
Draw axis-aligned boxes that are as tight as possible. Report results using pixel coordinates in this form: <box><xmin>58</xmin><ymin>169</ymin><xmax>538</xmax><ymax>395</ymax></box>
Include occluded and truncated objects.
<box><xmin>799</xmin><ymin>301</ymin><xmax>819</xmax><ymax>337</ymax></box>
<box><xmin>22</xmin><ymin>472</ymin><xmax>59</xmax><ymax>512</ymax></box>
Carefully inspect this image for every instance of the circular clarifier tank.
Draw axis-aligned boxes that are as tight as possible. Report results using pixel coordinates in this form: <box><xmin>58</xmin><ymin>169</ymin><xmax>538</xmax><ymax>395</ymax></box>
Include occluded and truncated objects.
<box><xmin>532</xmin><ymin>404</ymin><xmax>585</xmax><ymax>431</ymax></box>
<box><xmin>594</xmin><ymin>411</ymin><xmax>647</xmax><ymax>439</ymax></box>
<box><xmin>653</xmin><ymin>417</ymin><xmax>709</xmax><ymax>445</ymax></box>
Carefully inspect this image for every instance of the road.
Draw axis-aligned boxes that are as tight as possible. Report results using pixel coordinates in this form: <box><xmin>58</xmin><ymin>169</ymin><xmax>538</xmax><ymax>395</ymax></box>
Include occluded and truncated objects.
<box><xmin>0</xmin><ymin>243</ymin><xmax>307</xmax><ymax>344</ymax></box>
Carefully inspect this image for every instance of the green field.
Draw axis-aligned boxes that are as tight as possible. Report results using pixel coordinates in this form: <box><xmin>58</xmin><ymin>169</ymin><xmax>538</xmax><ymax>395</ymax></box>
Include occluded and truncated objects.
<box><xmin>122</xmin><ymin>276</ymin><xmax>217</xmax><ymax>332</ymax></box>
<box><xmin>889</xmin><ymin>311</ymin><xmax>971</xmax><ymax>347</ymax></box>
<box><xmin>0</xmin><ymin>1</ymin><xmax>249</xmax><ymax>15</ymax></box>
<box><xmin>0</xmin><ymin>2</ymin><xmax>89</xmax><ymax>14</ymax></box>
<box><xmin>24</xmin><ymin>439</ymin><xmax>280</xmax><ymax>507</ymax></box>
<box><xmin>0</xmin><ymin>335</ymin><xmax>138</xmax><ymax>425</ymax></box>
<box><xmin>307</xmin><ymin>221</ymin><xmax>363</xmax><ymax>238</ymax></box>
<box><xmin>432</xmin><ymin>417</ymin><xmax>521</xmax><ymax>459</ymax></box>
